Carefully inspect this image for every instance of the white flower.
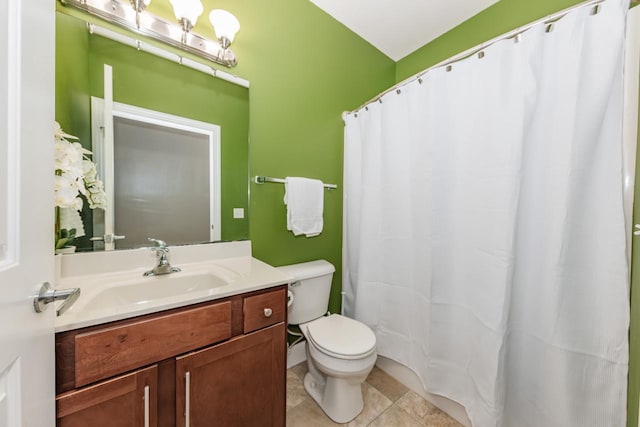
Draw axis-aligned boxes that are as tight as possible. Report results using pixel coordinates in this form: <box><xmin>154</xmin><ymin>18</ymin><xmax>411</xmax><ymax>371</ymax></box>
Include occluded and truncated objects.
<box><xmin>54</xmin><ymin>121</ymin><xmax>106</xmax><ymax>211</ymax></box>
<box><xmin>54</xmin><ymin>121</ymin><xmax>78</xmax><ymax>142</ymax></box>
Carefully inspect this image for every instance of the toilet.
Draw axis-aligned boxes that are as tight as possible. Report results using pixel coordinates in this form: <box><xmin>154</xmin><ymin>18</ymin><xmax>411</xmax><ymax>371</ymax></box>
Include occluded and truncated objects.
<box><xmin>279</xmin><ymin>260</ymin><xmax>377</xmax><ymax>423</ymax></box>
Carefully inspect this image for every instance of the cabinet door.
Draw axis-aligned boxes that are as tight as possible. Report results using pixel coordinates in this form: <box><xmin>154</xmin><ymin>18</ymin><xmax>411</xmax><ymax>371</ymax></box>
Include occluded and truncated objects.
<box><xmin>176</xmin><ymin>323</ymin><xmax>286</xmax><ymax>427</ymax></box>
<box><xmin>56</xmin><ymin>365</ymin><xmax>157</xmax><ymax>427</ymax></box>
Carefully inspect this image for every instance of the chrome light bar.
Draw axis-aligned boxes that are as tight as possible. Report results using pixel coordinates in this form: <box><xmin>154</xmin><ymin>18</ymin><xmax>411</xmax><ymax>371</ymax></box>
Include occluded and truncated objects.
<box><xmin>60</xmin><ymin>0</ymin><xmax>238</xmax><ymax>67</ymax></box>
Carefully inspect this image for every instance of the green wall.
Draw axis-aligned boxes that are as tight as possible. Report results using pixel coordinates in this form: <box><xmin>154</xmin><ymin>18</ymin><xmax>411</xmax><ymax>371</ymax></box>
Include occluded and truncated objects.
<box><xmin>229</xmin><ymin>0</ymin><xmax>395</xmax><ymax>313</ymax></box>
<box><xmin>56</xmin><ymin>1</ymin><xmax>395</xmax><ymax>312</ymax></box>
<box><xmin>396</xmin><ymin>0</ymin><xmax>584</xmax><ymax>82</ymax></box>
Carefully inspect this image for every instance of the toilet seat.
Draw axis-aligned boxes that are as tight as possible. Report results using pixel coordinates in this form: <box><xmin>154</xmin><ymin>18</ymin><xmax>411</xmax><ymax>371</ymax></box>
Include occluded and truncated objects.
<box><xmin>305</xmin><ymin>314</ymin><xmax>376</xmax><ymax>360</ymax></box>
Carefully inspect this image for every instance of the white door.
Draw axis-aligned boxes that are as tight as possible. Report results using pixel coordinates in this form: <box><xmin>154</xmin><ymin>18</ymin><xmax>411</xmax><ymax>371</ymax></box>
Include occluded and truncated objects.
<box><xmin>0</xmin><ymin>0</ymin><xmax>56</xmax><ymax>425</ymax></box>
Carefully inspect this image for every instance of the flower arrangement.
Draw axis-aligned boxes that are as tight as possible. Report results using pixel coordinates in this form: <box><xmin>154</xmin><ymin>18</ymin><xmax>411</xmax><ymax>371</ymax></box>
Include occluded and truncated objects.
<box><xmin>54</xmin><ymin>122</ymin><xmax>106</xmax><ymax>250</ymax></box>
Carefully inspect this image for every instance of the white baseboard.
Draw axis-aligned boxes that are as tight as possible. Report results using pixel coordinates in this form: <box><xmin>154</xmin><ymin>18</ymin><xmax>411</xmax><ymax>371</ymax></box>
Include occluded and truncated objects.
<box><xmin>286</xmin><ymin>345</ymin><xmax>470</xmax><ymax>426</ymax></box>
<box><xmin>287</xmin><ymin>341</ymin><xmax>307</xmax><ymax>369</ymax></box>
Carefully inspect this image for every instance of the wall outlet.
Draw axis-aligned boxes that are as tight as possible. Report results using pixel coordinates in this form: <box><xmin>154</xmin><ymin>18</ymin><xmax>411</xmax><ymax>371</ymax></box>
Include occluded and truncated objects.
<box><xmin>233</xmin><ymin>208</ymin><xmax>245</xmax><ymax>219</ymax></box>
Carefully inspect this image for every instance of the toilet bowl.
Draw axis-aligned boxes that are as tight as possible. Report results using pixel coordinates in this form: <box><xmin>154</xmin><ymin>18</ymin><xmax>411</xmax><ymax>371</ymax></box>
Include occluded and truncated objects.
<box><xmin>279</xmin><ymin>260</ymin><xmax>377</xmax><ymax>423</ymax></box>
<box><xmin>300</xmin><ymin>314</ymin><xmax>377</xmax><ymax>423</ymax></box>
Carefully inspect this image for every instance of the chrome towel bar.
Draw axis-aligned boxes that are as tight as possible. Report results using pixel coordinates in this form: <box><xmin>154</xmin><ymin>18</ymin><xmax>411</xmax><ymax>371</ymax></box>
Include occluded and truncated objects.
<box><xmin>254</xmin><ymin>176</ymin><xmax>337</xmax><ymax>190</ymax></box>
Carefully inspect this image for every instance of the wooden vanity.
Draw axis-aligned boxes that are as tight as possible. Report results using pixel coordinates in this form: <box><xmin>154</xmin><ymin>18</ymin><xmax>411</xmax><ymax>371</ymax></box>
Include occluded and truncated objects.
<box><xmin>55</xmin><ymin>284</ymin><xmax>287</xmax><ymax>427</ymax></box>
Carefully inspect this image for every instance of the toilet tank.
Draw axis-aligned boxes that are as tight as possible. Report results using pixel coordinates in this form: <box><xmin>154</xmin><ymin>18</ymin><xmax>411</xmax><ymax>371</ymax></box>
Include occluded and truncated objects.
<box><xmin>277</xmin><ymin>260</ymin><xmax>335</xmax><ymax>325</ymax></box>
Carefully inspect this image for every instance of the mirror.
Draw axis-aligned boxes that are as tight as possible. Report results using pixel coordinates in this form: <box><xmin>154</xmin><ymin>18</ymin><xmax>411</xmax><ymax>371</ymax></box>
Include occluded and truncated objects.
<box><xmin>55</xmin><ymin>11</ymin><xmax>250</xmax><ymax>251</ymax></box>
<box><xmin>92</xmin><ymin>98</ymin><xmax>222</xmax><ymax>250</ymax></box>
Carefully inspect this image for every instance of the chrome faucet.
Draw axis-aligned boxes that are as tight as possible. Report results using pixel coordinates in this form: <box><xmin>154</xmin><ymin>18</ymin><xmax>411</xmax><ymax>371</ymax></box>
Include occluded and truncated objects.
<box><xmin>144</xmin><ymin>238</ymin><xmax>181</xmax><ymax>277</ymax></box>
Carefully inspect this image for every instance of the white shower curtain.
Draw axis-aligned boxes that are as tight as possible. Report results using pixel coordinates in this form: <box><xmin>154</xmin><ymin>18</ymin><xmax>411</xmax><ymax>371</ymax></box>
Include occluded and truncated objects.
<box><xmin>343</xmin><ymin>1</ymin><xmax>630</xmax><ymax>426</ymax></box>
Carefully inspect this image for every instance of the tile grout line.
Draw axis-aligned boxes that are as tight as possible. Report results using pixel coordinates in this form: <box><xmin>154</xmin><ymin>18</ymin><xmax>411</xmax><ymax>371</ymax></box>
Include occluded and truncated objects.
<box><xmin>286</xmin><ymin>365</ymin><xmax>460</xmax><ymax>427</ymax></box>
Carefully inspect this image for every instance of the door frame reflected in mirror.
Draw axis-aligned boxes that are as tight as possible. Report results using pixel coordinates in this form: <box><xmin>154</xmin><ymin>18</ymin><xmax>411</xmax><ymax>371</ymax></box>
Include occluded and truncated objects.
<box><xmin>91</xmin><ymin>97</ymin><xmax>221</xmax><ymax>251</ymax></box>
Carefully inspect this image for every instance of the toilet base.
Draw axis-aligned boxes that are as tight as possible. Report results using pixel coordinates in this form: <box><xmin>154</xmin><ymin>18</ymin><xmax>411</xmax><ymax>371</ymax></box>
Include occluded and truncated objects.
<box><xmin>303</xmin><ymin>371</ymin><xmax>365</xmax><ymax>423</ymax></box>
<box><xmin>296</xmin><ymin>315</ymin><xmax>377</xmax><ymax>423</ymax></box>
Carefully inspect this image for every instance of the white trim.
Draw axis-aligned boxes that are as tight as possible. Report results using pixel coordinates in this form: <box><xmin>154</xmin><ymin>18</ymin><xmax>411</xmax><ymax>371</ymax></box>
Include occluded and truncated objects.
<box><xmin>0</xmin><ymin>358</ymin><xmax>22</xmax><ymax>427</ymax></box>
<box><xmin>624</xmin><ymin>6</ymin><xmax>640</xmax><ymax>268</ymax></box>
<box><xmin>103</xmin><ymin>65</ymin><xmax>115</xmax><ymax>251</ymax></box>
<box><xmin>88</xmin><ymin>24</ymin><xmax>250</xmax><ymax>89</ymax></box>
<box><xmin>90</xmin><ymin>97</ymin><xmax>106</xmax><ymax>250</ymax></box>
<box><xmin>287</xmin><ymin>341</ymin><xmax>307</xmax><ymax>369</ymax></box>
<box><xmin>92</xmin><ymin>98</ymin><xmax>222</xmax><ymax>243</ymax></box>
<box><xmin>0</xmin><ymin>0</ymin><xmax>21</xmax><ymax>270</ymax></box>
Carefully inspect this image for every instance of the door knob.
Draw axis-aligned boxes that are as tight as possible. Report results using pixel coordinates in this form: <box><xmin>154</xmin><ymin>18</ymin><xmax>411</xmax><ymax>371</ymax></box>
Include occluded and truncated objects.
<box><xmin>33</xmin><ymin>282</ymin><xmax>81</xmax><ymax>316</ymax></box>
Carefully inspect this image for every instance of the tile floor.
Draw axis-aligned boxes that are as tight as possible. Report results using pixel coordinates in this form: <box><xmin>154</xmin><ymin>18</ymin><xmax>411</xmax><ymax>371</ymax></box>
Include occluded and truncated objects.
<box><xmin>286</xmin><ymin>362</ymin><xmax>463</xmax><ymax>427</ymax></box>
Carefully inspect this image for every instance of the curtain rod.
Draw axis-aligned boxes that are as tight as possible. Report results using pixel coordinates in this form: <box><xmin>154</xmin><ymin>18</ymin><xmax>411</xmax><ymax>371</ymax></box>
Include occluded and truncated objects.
<box><xmin>343</xmin><ymin>0</ymin><xmax>606</xmax><ymax>117</ymax></box>
<box><xmin>87</xmin><ymin>23</ymin><xmax>250</xmax><ymax>89</ymax></box>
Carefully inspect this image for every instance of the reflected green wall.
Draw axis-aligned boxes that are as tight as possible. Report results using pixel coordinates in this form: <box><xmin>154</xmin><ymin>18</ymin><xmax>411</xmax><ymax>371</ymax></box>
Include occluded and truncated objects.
<box><xmin>56</xmin><ymin>12</ymin><xmax>250</xmax><ymax>247</ymax></box>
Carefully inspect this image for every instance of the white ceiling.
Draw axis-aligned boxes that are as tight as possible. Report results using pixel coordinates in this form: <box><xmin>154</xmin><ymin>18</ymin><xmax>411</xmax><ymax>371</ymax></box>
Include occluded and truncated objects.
<box><xmin>310</xmin><ymin>0</ymin><xmax>500</xmax><ymax>61</ymax></box>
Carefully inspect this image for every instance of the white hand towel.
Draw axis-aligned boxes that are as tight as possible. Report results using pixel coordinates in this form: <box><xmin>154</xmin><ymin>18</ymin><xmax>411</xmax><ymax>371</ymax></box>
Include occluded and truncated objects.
<box><xmin>284</xmin><ymin>177</ymin><xmax>324</xmax><ymax>237</ymax></box>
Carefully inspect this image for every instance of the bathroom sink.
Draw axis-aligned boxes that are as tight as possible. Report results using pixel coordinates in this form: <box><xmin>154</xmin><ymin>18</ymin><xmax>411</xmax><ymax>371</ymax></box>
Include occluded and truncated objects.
<box><xmin>82</xmin><ymin>271</ymin><xmax>231</xmax><ymax>309</ymax></box>
<box><xmin>53</xmin><ymin>248</ymin><xmax>296</xmax><ymax>333</ymax></box>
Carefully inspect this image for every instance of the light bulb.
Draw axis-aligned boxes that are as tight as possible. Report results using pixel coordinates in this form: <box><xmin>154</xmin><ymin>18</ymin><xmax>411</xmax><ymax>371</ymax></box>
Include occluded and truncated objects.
<box><xmin>169</xmin><ymin>0</ymin><xmax>204</xmax><ymax>26</ymax></box>
<box><xmin>209</xmin><ymin>9</ymin><xmax>240</xmax><ymax>44</ymax></box>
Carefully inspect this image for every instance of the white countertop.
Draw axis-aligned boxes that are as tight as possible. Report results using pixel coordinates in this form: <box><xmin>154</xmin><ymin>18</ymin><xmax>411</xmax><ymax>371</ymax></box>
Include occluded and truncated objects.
<box><xmin>54</xmin><ymin>242</ymin><xmax>293</xmax><ymax>333</ymax></box>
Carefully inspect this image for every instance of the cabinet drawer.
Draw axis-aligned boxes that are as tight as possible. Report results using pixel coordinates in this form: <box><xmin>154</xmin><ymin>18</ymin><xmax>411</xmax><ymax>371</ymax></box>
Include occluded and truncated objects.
<box><xmin>74</xmin><ymin>301</ymin><xmax>231</xmax><ymax>387</ymax></box>
<box><xmin>57</xmin><ymin>364</ymin><xmax>157</xmax><ymax>427</ymax></box>
<box><xmin>243</xmin><ymin>288</ymin><xmax>286</xmax><ymax>333</ymax></box>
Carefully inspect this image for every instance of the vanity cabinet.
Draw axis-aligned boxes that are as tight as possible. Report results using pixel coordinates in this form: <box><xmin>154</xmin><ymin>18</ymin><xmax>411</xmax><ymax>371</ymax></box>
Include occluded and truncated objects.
<box><xmin>55</xmin><ymin>285</ymin><xmax>287</xmax><ymax>427</ymax></box>
<box><xmin>57</xmin><ymin>365</ymin><xmax>157</xmax><ymax>427</ymax></box>
<box><xmin>176</xmin><ymin>324</ymin><xmax>285</xmax><ymax>427</ymax></box>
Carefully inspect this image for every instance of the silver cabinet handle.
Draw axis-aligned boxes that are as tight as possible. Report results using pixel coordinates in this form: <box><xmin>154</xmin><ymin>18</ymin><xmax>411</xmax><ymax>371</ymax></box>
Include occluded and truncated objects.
<box><xmin>185</xmin><ymin>371</ymin><xmax>190</xmax><ymax>427</ymax></box>
<box><xmin>144</xmin><ymin>385</ymin><xmax>150</xmax><ymax>427</ymax></box>
<box><xmin>33</xmin><ymin>282</ymin><xmax>80</xmax><ymax>316</ymax></box>
<box><xmin>264</xmin><ymin>307</ymin><xmax>273</xmax><ymax>318</ymax></box>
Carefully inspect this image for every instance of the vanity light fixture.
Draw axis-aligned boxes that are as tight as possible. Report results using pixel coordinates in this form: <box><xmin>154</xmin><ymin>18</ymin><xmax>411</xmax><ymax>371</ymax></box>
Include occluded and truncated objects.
<box><xmin>209</xmin><ymin>9</ymin><xmax>240</xmax><ymax>50</ymax></box>
<box><xmin>129</xmin><ymin>0</ymin><xmax>151</xmax><ymax>12</ymax></box>
<box><xmin>60</xmin><ymin>0</ymin><xmax>240</xmax><ymax>67</ymax></box>
<box><xmin>169</xmin><ymin>0</ymin><xmax>203</xmax><ymax>43</ymax></box>
<box><xmin>129</xmin><ymin>0</ymin><xmax>151</xmax><ymax>28</ymax></box>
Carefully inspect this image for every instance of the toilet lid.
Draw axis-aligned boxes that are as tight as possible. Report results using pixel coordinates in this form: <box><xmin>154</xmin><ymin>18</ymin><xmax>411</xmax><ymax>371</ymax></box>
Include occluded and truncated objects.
<box><xmin>306</xmin><ymin>314</ymin><xmax>376</xmax><ymax>358</ymax></box>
